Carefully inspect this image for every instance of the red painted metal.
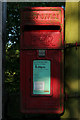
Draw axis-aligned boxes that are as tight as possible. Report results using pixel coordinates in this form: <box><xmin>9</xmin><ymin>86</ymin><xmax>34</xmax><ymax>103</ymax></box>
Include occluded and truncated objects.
<box><xmin>20</xmin><ymin>7</ymin><xmax>64</xmax><ymax>115</ymax></box>
<box><xmin>20</xmin><ymin>7</ymin><xmax>64</xmax><ymax>49</ymax></box>
<box><xmin>22</xmin><ymin>30</ymin><xmax>63</xmax><ymax>49</ymax></box>
<box><xmin>21</xmin><ymin>7</ymin><xmax>63</xmax><ymax>26</ymax></box>
<box><xmin>20</xmin><ymin>50</ymin><xmax>64</xmax><ymax>114</ymax></box>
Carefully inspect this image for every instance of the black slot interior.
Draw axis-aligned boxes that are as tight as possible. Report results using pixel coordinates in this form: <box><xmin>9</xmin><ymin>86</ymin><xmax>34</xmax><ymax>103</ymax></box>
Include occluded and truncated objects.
<box><xmin>24</xmin><ymin>25</ymin><xmax>61</xmax><ymax>31</ymax></box>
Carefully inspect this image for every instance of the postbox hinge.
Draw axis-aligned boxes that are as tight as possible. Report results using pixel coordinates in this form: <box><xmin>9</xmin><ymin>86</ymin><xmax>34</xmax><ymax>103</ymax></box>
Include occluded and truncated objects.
<box><xmin>38</xmin><ymin>50</ymin><xmax>46</xmax><ymax>57</ymax></box>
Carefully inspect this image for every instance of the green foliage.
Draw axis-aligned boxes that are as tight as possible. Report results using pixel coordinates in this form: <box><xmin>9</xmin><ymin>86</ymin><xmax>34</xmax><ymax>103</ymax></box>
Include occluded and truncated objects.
<box><xmin>6</xmin><ymin>2</ymin><xmax>65</xmax><ymax>93</ymax></box>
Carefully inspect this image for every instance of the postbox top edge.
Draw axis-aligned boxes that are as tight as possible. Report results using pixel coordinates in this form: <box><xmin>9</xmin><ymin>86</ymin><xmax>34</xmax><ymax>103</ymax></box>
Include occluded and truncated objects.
<box><xmin>20</xmin><ymin>7</ymin><xmax>64</xmax><ymax>12</ymax></box>
<box><xmin>20</xmin><ymin>7</ymin><xmax>64</xmax><ymax>26</ymax></box>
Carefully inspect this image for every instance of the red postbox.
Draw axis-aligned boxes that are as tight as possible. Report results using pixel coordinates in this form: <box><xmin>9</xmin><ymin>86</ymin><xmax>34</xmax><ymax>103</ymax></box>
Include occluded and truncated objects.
<box><xmin>20</xmin><ymin>7</ymin><xmax>64</xmax><ymax>115</ymax></box>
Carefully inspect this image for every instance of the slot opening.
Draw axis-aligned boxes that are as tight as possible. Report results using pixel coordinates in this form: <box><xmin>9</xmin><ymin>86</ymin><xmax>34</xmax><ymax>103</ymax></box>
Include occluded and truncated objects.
<box><xmin>23</xmin><ymin>25</ymin><xmax>61</xmax><ymax>31</ymax></box>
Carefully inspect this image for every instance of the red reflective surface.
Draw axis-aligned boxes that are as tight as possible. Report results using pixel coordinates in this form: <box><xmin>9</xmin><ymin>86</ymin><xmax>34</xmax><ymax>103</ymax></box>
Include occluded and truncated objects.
<box><xmin>20</xmin><ymin>7</ymin><xmax>64</xmax><ymax>115</ymax></box>
<box><xmin>22</xmin><ymin>30</ymin><xmax>62</xmax><ymax>49</ymax></box>
<box><xmin>20</xmin><ymin>7</ymin><xmax>64</xmax><ymax>49</ymax></box>
<box><xmin>21</xmin><ymin>7</ymin><xmax>63</xmax><ymax>26</ymax></box>
<box><xmin>20</xmin><ymin>50</ymin><xmax>64</xmax><ymax>114</ymax></box>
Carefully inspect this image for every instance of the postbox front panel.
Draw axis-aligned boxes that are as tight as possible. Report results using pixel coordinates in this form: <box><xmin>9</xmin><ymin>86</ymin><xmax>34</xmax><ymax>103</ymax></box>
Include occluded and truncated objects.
<box><xmin>22</xmin><ymin>30</ymin><xmax>62</xmax><ymax>49</ymax></box>
<box><xmin>20</xmin><ymin>7</ymin><xmax>64</xmax><ymax>115</ymax></box>
<box><xmin>20</xmin><ymin>50</ymin><xmax>64</xmax><ymax>114</ymax></box>
<box><xmin>20</xmin><ymin>7</ymin><xmax>64</xmax><ymax>50</ymax></box>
